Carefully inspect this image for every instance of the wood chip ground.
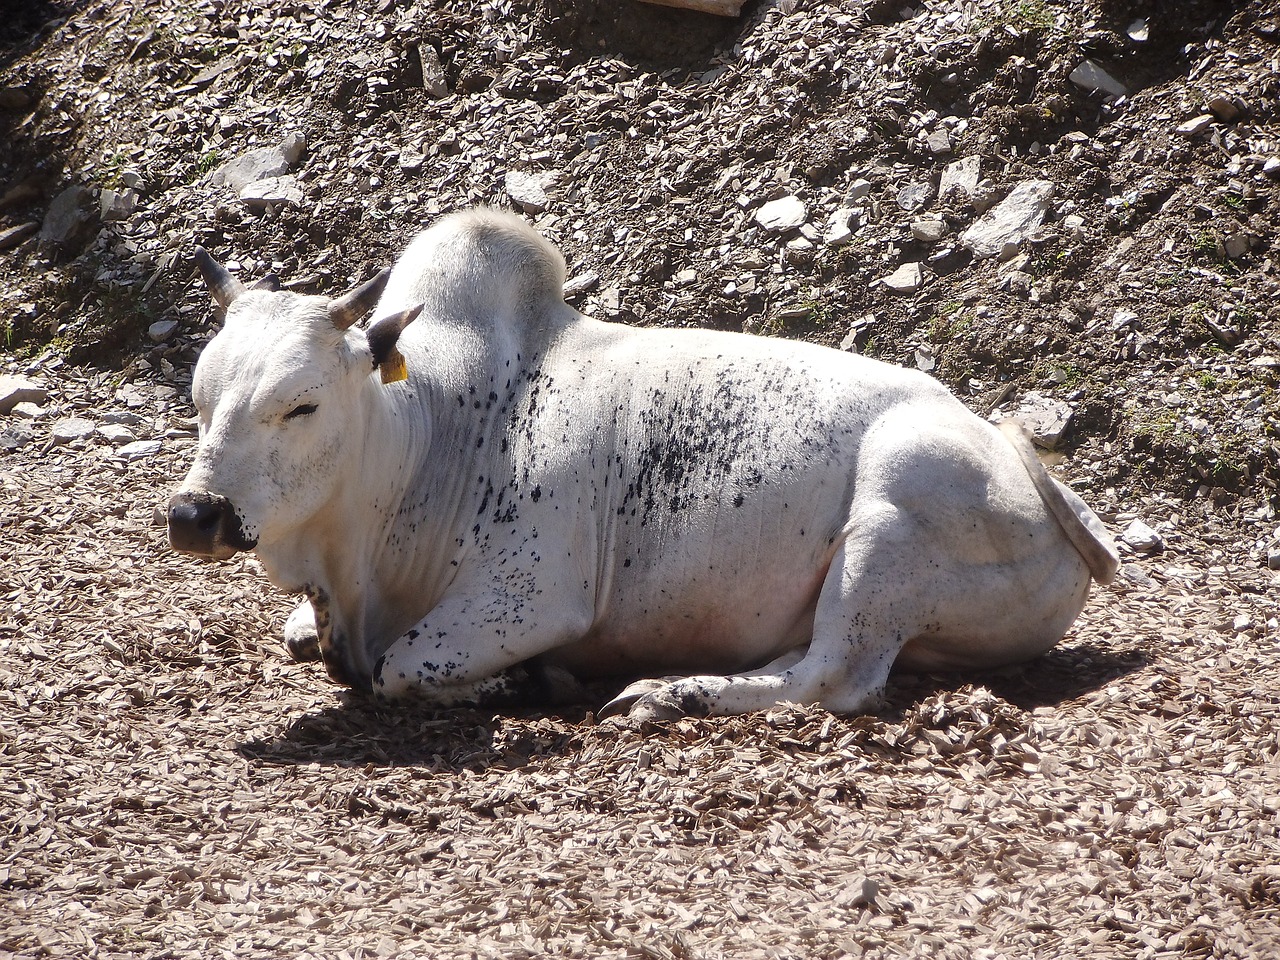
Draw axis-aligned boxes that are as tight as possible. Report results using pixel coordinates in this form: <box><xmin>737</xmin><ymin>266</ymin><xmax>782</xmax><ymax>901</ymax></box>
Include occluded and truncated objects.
<box><xmin>3</xmin><ymin>402</ymin><xmax>1278</xmax><ymax>958</ymax></box>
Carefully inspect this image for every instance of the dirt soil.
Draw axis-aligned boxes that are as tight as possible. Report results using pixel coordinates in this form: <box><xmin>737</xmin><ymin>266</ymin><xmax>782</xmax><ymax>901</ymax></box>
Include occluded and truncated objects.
<box><xmin>2</xmin><ymin>1</ymin><xmax>1279</xmax><ymax>957</ymax></box>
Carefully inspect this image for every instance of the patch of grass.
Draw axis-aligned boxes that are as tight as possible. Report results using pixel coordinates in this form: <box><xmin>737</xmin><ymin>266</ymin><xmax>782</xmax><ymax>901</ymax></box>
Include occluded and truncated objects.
<box><xmin>979</xmin><ymin>0</ymin><xmax>1058</xmax><ymax>32</ymax></box>
<box><xmin>927</xmin><ymin>309</ymin><xmax>971</xmax><ymax>343</ymax></box>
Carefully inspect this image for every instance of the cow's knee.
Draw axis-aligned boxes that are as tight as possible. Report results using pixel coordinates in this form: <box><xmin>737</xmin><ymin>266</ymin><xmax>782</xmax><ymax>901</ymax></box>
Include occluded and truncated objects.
<box><xmin>284</xmin><ymin>601</ymin><xmax>321</xmax><ymax>662</ymax></box>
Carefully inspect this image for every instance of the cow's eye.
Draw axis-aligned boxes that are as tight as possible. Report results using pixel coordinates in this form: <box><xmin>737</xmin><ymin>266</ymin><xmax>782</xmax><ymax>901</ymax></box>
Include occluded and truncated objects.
<box><xmin>283</xmin><ymin>403</ymin><xmax>318</xmax><ymax>421</ymax></box>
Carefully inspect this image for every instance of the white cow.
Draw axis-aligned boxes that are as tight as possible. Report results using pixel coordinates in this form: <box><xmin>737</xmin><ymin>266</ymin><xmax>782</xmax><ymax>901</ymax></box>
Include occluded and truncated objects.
<box><xmin>170</xmin><ymin>209</ymin><xmax>1118</xmax><ymax>719</ymax></box>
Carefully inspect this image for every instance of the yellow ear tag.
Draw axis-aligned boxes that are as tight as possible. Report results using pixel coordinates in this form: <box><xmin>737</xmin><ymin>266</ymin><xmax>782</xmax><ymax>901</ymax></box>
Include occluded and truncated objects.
<box><xmin>379</xmin><ymin>348</ymin><xmax>408</xmax><ymax>384</ymax></box>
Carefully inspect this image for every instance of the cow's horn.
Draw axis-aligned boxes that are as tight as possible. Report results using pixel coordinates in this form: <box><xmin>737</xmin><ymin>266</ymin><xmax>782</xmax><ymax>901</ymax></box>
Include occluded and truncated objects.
<box><xmin>194</xmin><ymin>246</ymin><xmax>247</xmax><ymax>309</ymax></box>
<box><xmin>329</xmin><ymin>268</ymin><xmax>391</xmax><ymax>331</ymax></box>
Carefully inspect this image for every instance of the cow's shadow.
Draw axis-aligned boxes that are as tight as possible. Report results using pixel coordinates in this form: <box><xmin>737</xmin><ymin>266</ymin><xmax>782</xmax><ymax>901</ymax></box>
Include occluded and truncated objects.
<box><xmin>237</xmin><ymin>639</ymin><xmax>1146</xmax><ymax>770</ymax></box>
<box><xmin>883</xmin><ymin>640</ymin><xmax>1148</xmax><ymax>716</ymax></box>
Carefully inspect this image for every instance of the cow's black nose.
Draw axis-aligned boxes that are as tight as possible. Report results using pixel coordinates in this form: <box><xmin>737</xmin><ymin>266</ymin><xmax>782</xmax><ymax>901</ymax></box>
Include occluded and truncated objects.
<box><xmin>170</xmin><ymin>496</ymin><xmax>223</xmax><ymax>534</ymax></box>
<box><xmin>167</xmin><ymin>491</ymin><xmax>254</xmax><ymax>558</ymax></box>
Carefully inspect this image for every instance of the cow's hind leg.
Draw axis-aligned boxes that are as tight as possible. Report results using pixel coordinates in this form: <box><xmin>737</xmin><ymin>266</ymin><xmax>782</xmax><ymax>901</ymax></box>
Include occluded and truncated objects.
<box><xmin>622</xmin><ymin>530</ymin><xmax>922</xmax><ymax>720</ymax></box>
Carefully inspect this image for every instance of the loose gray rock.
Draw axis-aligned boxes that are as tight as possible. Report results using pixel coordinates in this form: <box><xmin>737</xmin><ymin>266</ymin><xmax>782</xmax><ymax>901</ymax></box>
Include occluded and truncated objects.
<box><xmin>996</xmin><ymin>391</ymin><xmax>1074</xmax><ymax>449</ymax></box>
<box><xmin>938</xmin><ymin>156</ymin><xmax>981</xmax><ymax>201</ymax></box>
<box><xmin>895</xmin><ymin>180</ymin><xmax>934</xmax><ymax>212</ymax></box>
<box><xmin>96</xmin><ymin>423</ymin><xmax>138</xmax><ymax>445</ymax></box>
<box><xmin>925</xmin><ymin>129</ymin><xmax>952</xmax><ymax>156</ymax></box>
<box><xmin>399</xmin><ymin>148</ymin><xmax>425</xmax><ymax>173</ymax></box>
<box><xmin>754</xmin><ymin>195</ymin><xmax>806</xmax><ymax>233</ymax></box>
<box><xmin>880</xmin><ymin>262</ymin><xmax>923</xmax><ymax>293</ymax></box>
<box><xmin>100</xmin><ymin>187</ymin><xmax>138</xmax><ymax>221</ymax></box>
<box><xmin>239</xmin><ymin>175</ymin><xmax>303</xmax><ymax>209</ymax></box>
<box><xmin>563</xmin><ymin>271</ymin><xmax>600</xmax><ymax>298</ymax></box>
<box><xmin>147</xmin><ymin>320</ymin><xmax>179</xmax><ymax>343</ymax></box>
<box><xmin>51</xmin><ymin>416</ymin><xmax>96</xmax><ymax>444</ymax></box>
<box><xmin>1122</xmin><ymin>519</ymin><xmax>1165</xmax><ymax>553</ymax></box>
<box><xmin>211</xmin><ymin>134</ymin><xmax>306</xmax><ymax>192</ymax></box>
<box><xmin>0</xmin><ymin>375</ymin><xmax>46</xmax><ymax>414</ymax></box>
<box><xmin>1263</xmin><ymin>157</ymin><xmax>1280</xmax><ymax>179</ymax></box>
<box><xmin>910</xmin><ymin>218</ymin><xmax>946</xmax><ymax>243</ymax></box>
<box><xmin>9</xmin><ymin>402</ymin><xmax>45</xmax><ymax>420</ymax></box>
<box><xmin>1175</xmin><ymin>115</ymin><xmax>1214</xmax><ymax>137</ymax></box>
<box><xmin>117</xmin><ymin>439</ymin><xmax>162</xmax><ymax>459</ymax></box>
<box><xmin>0</xmin><ymin>221</ymin><xmax>38</xmax><ymax>251</ymax></box>
<box><xmin>417</xmin><ymin>43</ymin><xmax>450</xmax><ymax>98</ymax></box>
<box><xmin>1069</xmin><ymin>60</ymin><xmax>1127</xmax><ymax>98</ymax></box>
<box><xmin>0</xmin><ymin>426</ymin><xmax>31</xmax><ymax>451</ymax></box>
<box><xmin>823</xmin><ymin>208</ymin><xmax>856</xmax><ymax>247</ymax></box>
<box><xmin>847</xmin><ymin>179</ymin><xmax>873</xmax><ymax>201</ymax></box>
<box><xmin>40</xmin><ymin>185</ymin><xmax>94</xmax><ymax>250</ymax></box>
<box><xmin>960</xmin><ymin>180</ymin><xmax>1054</xmax><ymax>260</ymax></box>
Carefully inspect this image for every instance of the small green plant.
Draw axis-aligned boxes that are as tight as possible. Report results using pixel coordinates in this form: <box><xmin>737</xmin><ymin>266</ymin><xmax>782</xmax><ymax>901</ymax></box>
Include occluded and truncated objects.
<box><xmin>100</xmin><ymin>151</ymin><xmax>129</xmax><ymax>188</ymax></box>
<box><xmin>1196</xmin><ymin>371</ymin><xmax>1217</xmax><ymax>390</ymax></box>
<box><xmin>194</xmin><ymin>149</ymin><xmax>221</xmax><ymax>180</ymax></box>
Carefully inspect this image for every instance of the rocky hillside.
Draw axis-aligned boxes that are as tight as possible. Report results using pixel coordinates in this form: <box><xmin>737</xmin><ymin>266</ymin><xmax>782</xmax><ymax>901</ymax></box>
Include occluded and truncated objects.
<box><xmin>1</xmin><ymin>0</ymin><xmax>1278</xmax><ymax>559</ymax></box>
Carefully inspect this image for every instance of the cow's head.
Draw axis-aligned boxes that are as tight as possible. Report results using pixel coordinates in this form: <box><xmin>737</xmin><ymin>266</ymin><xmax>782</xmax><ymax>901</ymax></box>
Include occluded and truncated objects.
<box><xmin>168</xmin><ymin>249</ymin><xmax>420</xmax><ymax>564</ymax></box>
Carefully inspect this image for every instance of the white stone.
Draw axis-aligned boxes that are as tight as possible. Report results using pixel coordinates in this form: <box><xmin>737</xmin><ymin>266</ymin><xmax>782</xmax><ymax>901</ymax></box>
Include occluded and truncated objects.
<box><xmin>0</xmin><ymin>375</ymin><xmax>46</xmax><ymax>414</ymax></box>
<box><xmin>754</xmin><ymin>196</ymin><xmax>806</xmax><ymax>233</ymax></box>
<box><xmin>1069</xmin><ymin>60</ymin><xmax>1127</xmax><ymax>98</ymax></box>
<box><xmin>117</xmin><ymin>439</ymin><xmax>162</xmax><ymax>459</ymax></box>
<box><xmin>996</xmin><ymin>392</ymin><xmax>1073</xmax><ymax>449</ymax></box>
<box><xmin>9</xmin><ymin>402</ymin><xmax>44</xmax><ymax>420</ymax></box>
<box><xmin>1232</xmin><ymin>614</ymin><xmax>1253</xmax><ymax>633</ymax></box>
<box><xmin>1176</xmin><ymin>115</ymin><xmax>1214</xmax><ymax>137</ymax></box>
<box><xmin>563</xmin><ymin>271</ymin><xmax>599</xmax><ymax>298</ymax></box>
<box><xmin>1264</xmin><ymin>157</ymin><xmax>1280</xmax><ymax>179</ymax></box>
<box><xmin>51</xmin><ymin>416</ymin><xmax>96</xmax><ymax>443</ymax></box>
<box><xmin>505</xmin><ymin>170</ymin><xmax>552</xmax><ymax>213</ymax></box>
<box><xmin>239</xmin><ymin>175</ymin><xmax>303</xmax><ymax>209</ymax></box>
<box><xmin>1121</xmin><ymin>519</ymin><xmax>1164</xmax><ymax>552</ymax></box>
<box><xmin>211</xmin><ymin>134</ymin><xmax>306</xmax><ymax>191</ymax></box>
<box><xmin>417</xmin><ymin>43</ymin><xmax>449</xmax><ymax>97</ymax></box>
<box><xmin>910</xmin><ymin>218</ymin><xmax>946</xmax><ymax>242</ymax></box>
<box><xmin>880</xmin><ymin>262</ymin><xmax>923</xmax><ymax>293</ymax></box>
<box><xmin>848</xmin><ymin>179</ymin><xmax>873</xmax><ymax>200</ymax></box>
<box><xmin>96</xmin><ymin>423</ymin><xmax>137</xmax><ymax>445</ymax></box>
<box><xmin>823</xmin><ymin>208</ymin><xmax>856</xmax><ymax>246</ymax></box>
<box><xmin>925</xmin><ymin>129</ymin><xmax>952</xmax><ymax>156</ymax></box>
<box><xmin>939</xmin><ymin>156</ymin><xmax>981</xmax><ymax>200</ymax></box>
<box><xmin>960</xmin><ymin>180</ymin><xmax>1054</xmax><ymax>260</ymax></box>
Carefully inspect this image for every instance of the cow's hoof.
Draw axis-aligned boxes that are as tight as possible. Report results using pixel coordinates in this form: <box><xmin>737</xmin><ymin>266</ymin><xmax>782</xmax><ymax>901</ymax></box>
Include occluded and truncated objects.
<box><xmin>597</xmin><ymin>677</ymin><xmax>682</xmax><ymax>720</ymax></box>
<box><xmin>627</xmin><ymin>691</ymin><xmax>688</xmax><ymax>722</ymax></box>
<box><xmin>284</xmin><ymin>603</ymin><xmax>321</xmax><ymax>663</ymax></box>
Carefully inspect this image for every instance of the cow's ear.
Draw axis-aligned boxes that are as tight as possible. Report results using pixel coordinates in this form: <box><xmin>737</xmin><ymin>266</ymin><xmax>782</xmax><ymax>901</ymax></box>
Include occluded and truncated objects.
<box><xmin>367</xmin><ymin>304</ymin><xmax>424</xmax><ymax>369</ymax></box>
<box><xmin>251</xmin><ymin>273</ymin><xmax>281</xmax><ymax>292</ymax></box>
<box><xmin>330</xmin><ymin>268</ymin><xmax>391</xmax><ymax>331</ymax></box>
<box><xmin>194</xmin><ymin>246</ymin><xmax>246</xmax><ymax>309</ymax></box>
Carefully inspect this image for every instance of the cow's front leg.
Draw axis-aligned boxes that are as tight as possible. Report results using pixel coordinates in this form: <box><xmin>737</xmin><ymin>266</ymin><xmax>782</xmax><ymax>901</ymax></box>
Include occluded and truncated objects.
<box><xmin>372</xmin><ymin>585</ymin><xmax>592</xmax><ymax>706</ymax></box>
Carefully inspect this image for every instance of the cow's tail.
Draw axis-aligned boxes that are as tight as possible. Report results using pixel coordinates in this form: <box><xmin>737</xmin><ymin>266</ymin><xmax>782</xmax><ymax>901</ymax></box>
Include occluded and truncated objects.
<box><xmin>998</xmin><ymin>420</ymin><xmax>1120</xmax><ymax>584</ymax></box>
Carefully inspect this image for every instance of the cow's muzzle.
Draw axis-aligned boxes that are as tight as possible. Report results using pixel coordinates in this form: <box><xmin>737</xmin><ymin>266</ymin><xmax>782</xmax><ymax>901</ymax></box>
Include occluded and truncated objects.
<box><xmin>167</xmin><ymin>491</ymin><xmax>256</xmax><ymax>559</ymax></box>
